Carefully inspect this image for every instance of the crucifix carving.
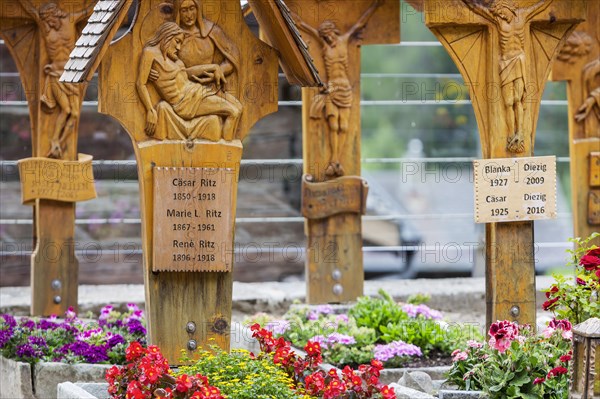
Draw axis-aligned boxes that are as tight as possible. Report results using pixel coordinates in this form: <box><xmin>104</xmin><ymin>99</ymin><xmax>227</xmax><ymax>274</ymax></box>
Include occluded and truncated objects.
<box><xmin>64</xmin><ymin>0</ymin><xmax>282</xmax><ymax>361</ymax></box>
<box><xmin>0</xmin><ymin>0</ymin><xmax>96</xmax><ymax>316</ymax></box>
<box><xmin>290</xmin><ymin>0</ymin><xmax>399</xmax><ymax>304</ymax></box>
<box><xmin>551</xmin><ymin>1</ymin><xmax>600</xmax><ymax>246</ymax></box>
<box><xmin>410</xmin><ymin>0</ymin><xmax>585</xmax><ymax>326</ymax></box>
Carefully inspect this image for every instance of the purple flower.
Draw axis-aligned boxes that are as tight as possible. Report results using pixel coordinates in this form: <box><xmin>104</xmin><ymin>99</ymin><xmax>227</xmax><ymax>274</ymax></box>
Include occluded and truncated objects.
<box><xmin>20</xmin><ymin>318</ymin><xmax>36</xmax><ymax>329</ymax></box>
<box><xmin>16</xmin><ymin>343</ymin><xmax>43</xmax><ymax>359</ymax></box>
<box><xmin>307</xmin><ymin>305</ymin><xmax>334</xmax><ymax>320</ymax></box>
<box><xmin>127</xmin><ymin>319</ymin><xmax>146</xmax><ymax>336</ymax></box>
<box><xmin>373</xmin><ymin>340</ymin><xmax>422</xmax><ymax>362</ymax></box>
<box><xmin>59</xmin><ymin>342</ymin><xmax>109</xmax><ymax>363</ymax></box>
<box><xmin>402</xmin><ymin>304</ymin><xmax>443</xmax><ymax>320</ymax></box>
<box><xmin>309</xmin><ymin>335</ymin><xmax>328</xmax><ymax>348</ymax></box>
<box><xmin>266</xmin><ymin>320</ymin><xmax>290</xmax><ymax>335</ymax></box>
<box><xmin>107</xmin><ymin>333</ymin><xmax>125</xmax><ymax>348</ymax></box>
<box><xmin>37</xmin><ymin>319</ymin><xmax>61</xmax><ymax>331</ymax></box>
<box><xmin>126</xmin><ymin>303</ymin><xmax>140</xmax><ymax>312</ymax></box>
<box><xmin>0</xmin><ymin>329</ymin><xmax>13</xmax><ymax>347</ymax></box>
<box><xmin>335</xmin><ymin>314</ymin><xmax>349</xmax><ymax>324</ymax></box>
<box><xmin>326</xmin><ymin>333</ymin><xmax>356</xmax><ymax>346</ymax></box>
<box><xmin>28</xmin><ymin>336</ymin><xmax>47</xmax><ymax>347</ymax></box>
<box><xmin>1</xmin><ymin>314</ymin><xmax>17</xmax><ymax>328</ymax></box>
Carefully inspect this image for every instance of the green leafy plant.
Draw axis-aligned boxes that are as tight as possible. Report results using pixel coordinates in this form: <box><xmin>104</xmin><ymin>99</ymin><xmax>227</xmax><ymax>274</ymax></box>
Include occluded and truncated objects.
<box><xmin>543</xmin><ymin>233</ymin><xmax>600</xmax><ymax>324</ymax></box>
<box><xmin>447</xmin><ymin>319</ymin><xmax>573</xmax><ymax>399</ymax></box>
<box><xmin>247</xmin><ymin>289</ymin><xmax>481</xmax><ymax>369</ymax></box>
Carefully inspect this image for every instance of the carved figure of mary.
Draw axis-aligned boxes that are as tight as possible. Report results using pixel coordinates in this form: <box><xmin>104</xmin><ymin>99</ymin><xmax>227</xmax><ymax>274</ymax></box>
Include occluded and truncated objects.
<box><xmin>172</xmin><ymin>0</ymin><xmax>240</xmax><ymax>93</ymax></box>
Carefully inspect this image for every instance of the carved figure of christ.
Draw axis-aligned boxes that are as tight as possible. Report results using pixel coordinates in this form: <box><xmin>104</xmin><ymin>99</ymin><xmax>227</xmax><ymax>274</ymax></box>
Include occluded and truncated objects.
<box><xmin>461</xmin><ymin>0</ymin><xmax>552</xmax><ymax>153</ymax></box>
<box><xmin>294</xmin><ymin>0</ymin><xmax>382</xmax><ymax>177</ymax></box>
<box><xmin>137</xmin><ymin>23</ymin><xmax>242</xmax><ymax>141</ymax></box>
<box><xmin>20</xmin><ymin>0</ymin><xmax>93</xmax><ymax>158</ymax></box>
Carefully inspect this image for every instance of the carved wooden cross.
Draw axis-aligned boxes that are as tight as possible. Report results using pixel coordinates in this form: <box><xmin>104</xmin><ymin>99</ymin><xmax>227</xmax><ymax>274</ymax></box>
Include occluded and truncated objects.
<box><xmin>551</xmin><ymin>2</ymin><xmax>600</xmax><ymax>247</ymax></box>
<box><xmin>411</xmin><ymin>0</ymin><xmax>584</xmax><ymax>326</ymax></box>
<box><xmin>63</xmin><ymin>0</ymin><xmax>280</xmax><ymax>361</ymax></box>
<box><xmin>288</xmin><ymin>0</ymin><xmax>399</xmax><ymax>304</ymax></box>
<box><xmin>0</xmin><ymin>0</ymin><xmax>95</xmax><ymax>316</ymax></box>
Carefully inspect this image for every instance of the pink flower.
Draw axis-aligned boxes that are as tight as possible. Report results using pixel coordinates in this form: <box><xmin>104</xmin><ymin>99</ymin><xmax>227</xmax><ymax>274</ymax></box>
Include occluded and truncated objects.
<box><xmin>576</xmin><ymin>277</ymin><xmax>587</xmax><ymax>286</ymax></box>
<box><xmin>452</xmin><ymin>349</ymin><xmax>468</xmax><ymax>362</ymax></box>
<box><xmin>548</xmin><ymin>319</ymin><xmax>572</xmax><ymax>339</ymax></box>
<box><xmin>541</xmin><ymin>327</ymin><xmax>555</xmax><ymax>339</ymax></box>
<box><xmin>488</xmin><ymin>321</ymin><xmax>519</xmax><ymax>353</ymax></box>
<box><xmin>533</xmin><ymin>377</ymin><xmax>545</xmax><ymax>385</ymax></box>
<box><xmin>467</xmin><ymin>340</ymin><xmax>483</xmax><ymax>349</ymax></box>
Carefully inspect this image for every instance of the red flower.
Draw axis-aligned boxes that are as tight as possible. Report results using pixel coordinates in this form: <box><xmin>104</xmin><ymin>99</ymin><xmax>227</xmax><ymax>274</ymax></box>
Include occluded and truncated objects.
<box><xmin>545</xmin><ymin>285</ymin><xmax>559</xmax><ymax>299</ymax></box>
<box><xmin>547</xmin><ymin>366</ymin><xmax>568</xmax><ymax>379</ymax></box>
<box><xmin>125</xmin><ymin>341</ymin><xmax>145</xmax><ymax>361</ymax></box>
<box><xmin>580</xmin><ymin>249</ymin><xmax>600</xmax><ymax>270</ymax></box>
<box><xmin>542</xmin><ymin>296</ymin><xmax>559</xmax><ymax>310</ymax></box>
<box><xmin>533</xmin><ymin>377</ymin><xmax>545</xmax><ymax>385</ymax></box>
<box><xmin>305</xmin><ymin>340</ymin><xmax>321</xmax><ymax>356</ymax></box>
<box><xmin>576</xmin><ymin>277</ymin><xmax>587</xmax><ymax>286</ymax></box>
<box><xmin>559</xmin><ymin>354</ymin><xmax>571</xmax><ymax>363</ymax></box>
<box><xmin>380</xmin><ymin>385</ymin><xmax>396</xmax><ymax>399</ymax></box>
<box><xmin>176</xmin><ymin>374</ymin><xmax>194</xmax><ymax>393</ymax></box>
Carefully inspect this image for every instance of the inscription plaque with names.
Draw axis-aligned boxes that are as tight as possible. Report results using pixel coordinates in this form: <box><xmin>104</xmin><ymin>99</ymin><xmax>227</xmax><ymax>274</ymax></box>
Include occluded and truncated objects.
<box><xmin>153</xmin><ymin>167</ymin><xmax>235</xmax><ymax>272</ymax></box>
<box><xmin>474</xmin><ymin>156</ymin><xmax>557</xmax><ymax>224</ymax></box>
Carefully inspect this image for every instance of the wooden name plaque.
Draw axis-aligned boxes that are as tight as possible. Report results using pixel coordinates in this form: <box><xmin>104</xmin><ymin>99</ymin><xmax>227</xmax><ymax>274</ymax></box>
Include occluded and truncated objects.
<box><xmin>474</xmin><ymin>156</ymin><xmax>557</xmax><ymax>224</ymax></box>
<box><xmin>301</xmin><ymin>175</ymin><xmax>369</xmax><ymax>219</ymax></box>
<box><xmin>152</xmin><ymin>167</ymin><xmax>235</xmax><ymax>272</ymax></box>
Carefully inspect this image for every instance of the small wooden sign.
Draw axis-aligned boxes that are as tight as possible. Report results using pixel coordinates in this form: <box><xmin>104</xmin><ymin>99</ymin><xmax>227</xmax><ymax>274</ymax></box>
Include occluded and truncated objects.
<box><xmin>18</xmin><ymin>154</ymin><xmax>97</xmax><ymax>204</ymax></box>
<box><xmin>152</xmin><ymin>167</ymin><xmax>235</xmax><ymax>272</ymax></box>
<box><xmin>590</xmin><ymin>153</ymin><xmax>600</xmax><ymax>187</ymax></box>
<box><xmin>474</xmin><ymin>156</ymin><xmax>557</xmax><ymax>223</ymax></box>
<box><xmin>301</xmin><ymin>175</ymin><xmax>368</xmax><ymax>219</ymax></box>
<box><xmin>589</xmin><ymin>190</ymin><xmax>600</xmax><ymax>225</ymax></box>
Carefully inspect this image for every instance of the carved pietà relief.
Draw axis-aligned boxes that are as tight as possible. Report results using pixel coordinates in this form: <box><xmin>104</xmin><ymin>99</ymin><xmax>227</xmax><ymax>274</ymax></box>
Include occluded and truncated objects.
<box><xmin>20</xmin><ymin>0</ymin><xmax>93</xmax><ymax>158</ymax></box>
<box><xmin>137</xmin><ymin>0</ymin><xmax>243</xmax><ymax>144</ymax></box>
<box><xmin>461</xmin><ymin>0</ymin><xmax>551</xmax><ymax>154</ymax></box>
<box><xmin>293</xmin><ymin>0</ymin><xmax>382</xmax><ymax>177</ymax></box>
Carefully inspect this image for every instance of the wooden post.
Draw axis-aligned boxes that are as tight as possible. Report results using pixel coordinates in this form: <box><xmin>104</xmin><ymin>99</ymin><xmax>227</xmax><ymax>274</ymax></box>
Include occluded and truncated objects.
<box><xmin>62</xmin><ymin>0</ymin><xmax>281</xmax><ymax>362</ymax></box>
<box><xmin>0</xmin><ymin>0</ymin><xmax>96</xmax><ymax>316</ymax></box>
<box><xmin>410</xmin><ymin>0</ymin><xmax>584</xmax><ymax>326</ymax></box>
<box><xmin>551</xmin><ymin>2</ymin><xmax>600</xmax><ymax>247</ymax></box>
<box><xmin>289</xmin><ymin>0</ymin><xmax>399</xmax><ymax>304</ymax></box>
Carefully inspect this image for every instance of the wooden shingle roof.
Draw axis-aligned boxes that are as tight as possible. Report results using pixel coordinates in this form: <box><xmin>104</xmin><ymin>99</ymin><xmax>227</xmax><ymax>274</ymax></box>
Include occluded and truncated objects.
<box><xmin>61</xmin><ymin>0</ymin><xmax>134</xmax><ymax>83</ymax></box>
<box><xmin>248</xmin><ymin>0</ymin><xmax>322</xmax><ymax>86</ymax></box>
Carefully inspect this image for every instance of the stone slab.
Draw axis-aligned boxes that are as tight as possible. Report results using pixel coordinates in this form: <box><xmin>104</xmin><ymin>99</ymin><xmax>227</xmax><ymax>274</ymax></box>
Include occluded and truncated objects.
<box><xmin>438</xmin><ymin>390</ymin><xmax>488</xmax><ymax>398</ymax></box>
<box><xmin>379</xmin><ymin>366</ymin><xmax>451</xmax><ymax>385</ymax></box>
<box><xmin>34</xmin><ymin>362</ymin><xmax>111</xmax><ymax>399</ymax></box>
<box><xmin>388</xmin><ymin>383</ymin><xmax>436</xmax><ymax>398</ymax></box>
<box><xmin>56</xmin><ymin>382</ymin><xmax>101</xmax><ymax>399</ymax></box>
<box><xmin>0</xmin><ymin>356</ymin><xmax>34</xmax><ymax>399</ymax></box>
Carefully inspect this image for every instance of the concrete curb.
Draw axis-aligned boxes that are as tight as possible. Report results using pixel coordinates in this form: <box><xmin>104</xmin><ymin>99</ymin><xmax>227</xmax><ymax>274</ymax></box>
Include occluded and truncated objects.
<box><xmin>56</xmin><ymin>382</ymin><xmax>107</xmax><ymax>399</ymax></box>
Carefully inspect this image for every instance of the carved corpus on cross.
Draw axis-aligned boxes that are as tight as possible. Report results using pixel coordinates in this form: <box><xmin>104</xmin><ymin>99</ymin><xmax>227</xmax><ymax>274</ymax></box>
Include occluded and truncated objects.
<box><xmin>551</xmin><ymin>2</ymin><xmax>600</xmax><ymax>247</ymax></box>
<box><xmin>287</xmin><ymin>0</ymin><xmax>399</xmax><ymax>303</ymax></box>
<box><xmin>0</xmin><ymin>0</ymin><xmax>97</xmax><ymax>316</ymax></box>
<box><xmin>412</xmin><ymin>0</ymin><xmax>585</xmax><ymax>326</ymax></box>
<box><xmin>62</xmin><ymin>0</ymin><xmax>322</xmax><ymax>361</ymax></box>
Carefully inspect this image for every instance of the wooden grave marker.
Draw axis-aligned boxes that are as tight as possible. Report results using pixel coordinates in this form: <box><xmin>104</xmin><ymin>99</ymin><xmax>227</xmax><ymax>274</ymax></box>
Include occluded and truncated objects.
<box><xmin>289</xmin><ymin>0</ymin><xmax>399</xmax><ymax>304</ymax></box>
<box><xmin>0</xmin><ymin>0</ymin><xmax>97</xmax><ymax>316</ymax></box>
<box><xmin>408</xmin><ymin>0</ymin><xmax>585</xmax><ymax>326</ymax></box>
<box><xmin>62</xmin><ymin>0</ymin><xmax>320</xmax><ymax>361</ymax></box>
<box><xmin>551</xmin><ymin>1</ymin><xmax>600</xmax><ymax>247</ymax></box>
